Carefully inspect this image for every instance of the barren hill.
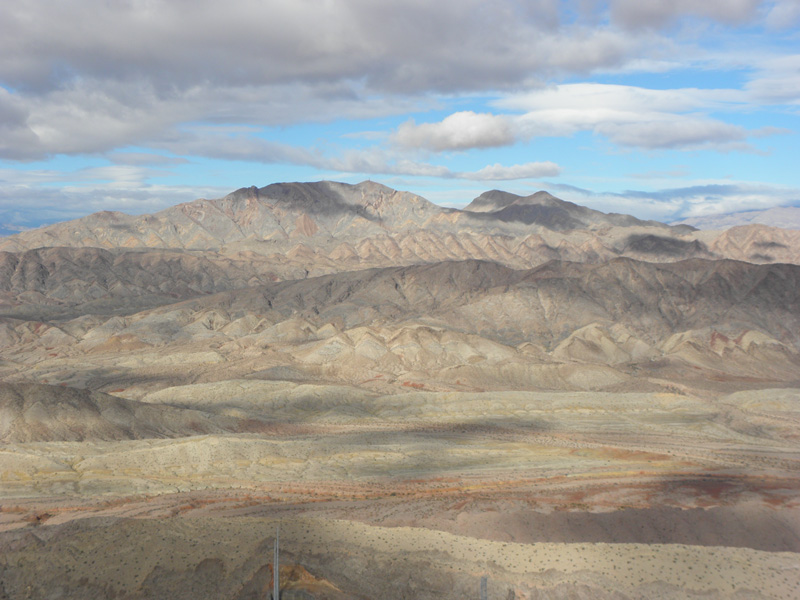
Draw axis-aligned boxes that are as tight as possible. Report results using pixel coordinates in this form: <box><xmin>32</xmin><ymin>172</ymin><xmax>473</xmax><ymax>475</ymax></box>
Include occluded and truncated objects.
<box><xmin>3</xmin><ymin>257</ymin><xmax>799</xmax><ymax>398</ymax></box>
<box><xmin>465</xmin><ymin>189</ymin><xmax>677</xmax><ymax>231</ymax></box>
<box><xmin>171</xmin><ymin>257</ymin><xmax>800</xmax><ymax>348</ymax></box>
<box><xmin>3</xmin><ymin>181</ymin><xmax>799</xmax><ymax>277</ymax></box>
<box><xmin>0</xmin><ymin>382</ymin><xmax>268</xmax><ymax>442</ymax></box>
<box><xmin>0</xmin><ymin>246</ymin><xmax>280</xmax><ymax>316</ymax></box>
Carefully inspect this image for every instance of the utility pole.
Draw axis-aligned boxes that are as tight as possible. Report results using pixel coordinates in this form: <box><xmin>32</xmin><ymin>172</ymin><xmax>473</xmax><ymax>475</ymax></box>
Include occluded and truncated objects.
<box><xmin>480</xmin><ymin>575</ymin><xmax>487</xmax><ymax>600</ymax></box>
<box><xmin>273</xmin><ymin>524</ymin><xmax>280</xmax><ymax>600</ymax></box>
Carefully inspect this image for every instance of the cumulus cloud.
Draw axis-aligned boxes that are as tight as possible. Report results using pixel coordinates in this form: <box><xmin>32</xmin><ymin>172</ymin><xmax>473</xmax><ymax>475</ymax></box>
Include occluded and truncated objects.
<box><xmin>0</xmin><ymin>1</ymin><xmax>650</xmax><ymax>161</ymax></box>
<box><xmin>0</xmin><ymin>1</ymin><xmax>633</xmax><ymax>95</ymax></box>
<box><xmin>456</xmin><ymin>162</ymin><xmax>561</xmax><ymax>180</ymax></box>
<box><xmin>0</xmin><ymin>0</ymin><xmax>795</xmax><ymax>214</ymax></box>
<box><xmin>745</xmin><ymin>54</ymin><xmax>800</xmax><ymax>104</ymax></box>
<box><xmin>393</xmin><ymin>112</ymin><xmax>515</xmax><ymax>151</ymax></box>
<box><xmin>322</xmin><ymin>150</ymin><xmax>559</xmax><ymax>181</ymax></box>
<box><xmin>492</xmin><ymin>83</ymin><xmax>768</xmax><ymax>151</ymax></box>
<box><xmin>544</xmin><ymin>181</ymin><xmax>800</xmax><ymax>220</ymax></box>
<box><xmin>390</xmin><ymin>83</ymin><xmax>764</xmax><ymax>154</ymax></box>
<box><xmin>765</xmin><ymin>0</ymin><xmax>800</xmax><ymax>29</ymax></box>
<box><xmin>611</xmin><ymin>0</ymin><xmax>761</xmax><ymax>30</ymax></box>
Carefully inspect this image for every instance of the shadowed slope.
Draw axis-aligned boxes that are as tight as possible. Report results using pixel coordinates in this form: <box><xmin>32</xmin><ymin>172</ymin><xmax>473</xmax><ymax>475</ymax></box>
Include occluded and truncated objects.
<box><xmin>0</xmin><ymin>382</ymin><xmax>268</xmax><ymax>442</ymax></box>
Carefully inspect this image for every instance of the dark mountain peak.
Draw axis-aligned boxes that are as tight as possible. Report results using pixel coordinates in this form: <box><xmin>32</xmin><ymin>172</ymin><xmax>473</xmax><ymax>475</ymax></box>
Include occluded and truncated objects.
<box><xmin>465</xmin><ymin>189</ymin><xmax>683</xmax><ymax>232</ymax></box>
<box><xmin>222</xmin><ymin>185</ymin><xmax>260</xmax><ymax>202</ymax></box>
<box><xmin>464</xmin><ymin>189</ymin><xmax>523</xmax><ymax>212</ymax></box>
<box><xmin>512</xmin><ymin>191</ymin><xmax>564</xmax><ymax>207</ymax></box>
<box><xmin>249</xmin><ymin>180</ymin><xmax>425</xmax><ymax>215</ymax></box>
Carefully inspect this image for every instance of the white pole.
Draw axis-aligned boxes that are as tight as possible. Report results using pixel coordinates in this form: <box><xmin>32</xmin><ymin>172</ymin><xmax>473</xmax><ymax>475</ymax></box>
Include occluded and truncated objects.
<box><xmin>273</xmin><ymin>524</ymin><xmax>280</xmax><ymax>600</ymax></box>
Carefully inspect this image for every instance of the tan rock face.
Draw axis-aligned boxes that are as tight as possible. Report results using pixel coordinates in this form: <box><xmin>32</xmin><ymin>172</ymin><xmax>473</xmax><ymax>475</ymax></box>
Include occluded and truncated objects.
<box><xmin>3</xmin><ymin>181</ymin><xmax>800</xmax><ymax>273</ymax></box>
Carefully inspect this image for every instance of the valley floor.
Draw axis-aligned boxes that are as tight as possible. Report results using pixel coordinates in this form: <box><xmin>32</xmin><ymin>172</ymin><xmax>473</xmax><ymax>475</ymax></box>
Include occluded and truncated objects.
<box><xmin>2</xmin><ymin>385</ymin><xmax>799</xmax><ymax>599</ymax></box>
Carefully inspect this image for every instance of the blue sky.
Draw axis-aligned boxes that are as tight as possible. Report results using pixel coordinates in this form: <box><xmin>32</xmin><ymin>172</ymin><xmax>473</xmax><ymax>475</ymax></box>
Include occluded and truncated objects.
<box><xmin>1</xmin><ymin>0</ymin><xmax>799</xmax><ymax>231</ymax></box>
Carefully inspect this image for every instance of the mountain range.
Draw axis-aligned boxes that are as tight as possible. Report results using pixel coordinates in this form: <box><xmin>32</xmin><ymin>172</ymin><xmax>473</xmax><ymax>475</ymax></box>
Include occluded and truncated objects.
<box><xmin>2</xmin><ymin>181</ymin><xmax>800</xmax><ymax>317</ymax></box>
<box><xmin>3</xmin><ymin>180</ymin><xmax>800</xmax><ymax>600</ymax></box>
<box><xmin>1</xmin><ymin>180</ymin><xmax>799</xmax><ymax>399</ymax></box>
<box><xmin>676</xmin><ymin>205</ymin><xmax>800</xmax><ymax>230</ymax></box>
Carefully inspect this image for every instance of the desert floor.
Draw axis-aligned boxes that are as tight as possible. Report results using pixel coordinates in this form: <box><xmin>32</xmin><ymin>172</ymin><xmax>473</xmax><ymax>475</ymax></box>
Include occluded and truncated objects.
<box><xmin>2</xmin><ymin>385</ymin><xmax>799</xmax><ymax>599</ymax></box>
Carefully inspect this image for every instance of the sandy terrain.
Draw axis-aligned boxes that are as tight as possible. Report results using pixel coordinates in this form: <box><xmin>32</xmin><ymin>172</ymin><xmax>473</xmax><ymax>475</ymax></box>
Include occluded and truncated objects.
<box><xmin>1</xmin><ymin>384</ymin><xmax>799</xmax><ymax>598</ymax></box>
<box><xmin>1</xmin><ymin>514</ymin><xmax>798</xmax><ymax>599</ymax></box>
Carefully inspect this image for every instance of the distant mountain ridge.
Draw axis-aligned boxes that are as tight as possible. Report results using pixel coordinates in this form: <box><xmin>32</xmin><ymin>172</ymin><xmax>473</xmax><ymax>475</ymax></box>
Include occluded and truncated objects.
<box><xmin>2</xmin><ymin>182</ymin><xmax>800</xmax><ymax>399</ymax></box>
<box><xmin>464</xmin><ymin>189</ymin><xmax>684</xmax><ymax>232</ymax></box>
<box><xmin>1</xmin><ymin>181</ymin><xmax>800</xmax><ymax>294</ymax></box>
<box><xmin>675</xmin><ymin>206</ymin><xmax>800</xmax><ymax>230</ymax></box>
<box><xmin>0</xmin><ymin>181</ymin><xmax>685</xmax><ymax>253</ymax></box>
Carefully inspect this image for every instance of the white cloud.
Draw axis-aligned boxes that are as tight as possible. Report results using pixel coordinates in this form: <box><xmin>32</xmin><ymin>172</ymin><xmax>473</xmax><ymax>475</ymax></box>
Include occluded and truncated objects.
<box><xmin>323</xmin><ymin>150</ymin><xmax>559</xmax><ymax>181</ymax></box>
<box><xmin>494</xmin><ymin>83</ymin><xmax>767</xmax><ymax>151</ymax></box>
<box><xmin>673</xmin><ymin>183</ymin><xmax>800</xmax><ymax>217</ymax></box>
<box><xmin>387</xmin><ymin>83</ymin><xmax>763</xmax><ymax>154</ymax></box>
<box><xmin>108</xmin><ymin>152</ymin><xmax>189</xmax><ymax>167</ymax></box>
<box><xmin>0</xmin><ymin>1</ymin><xmax>652</xmax><ymax>161</ymax></box>
<box><xmin>0</xmin><ymin>165</ymin><xmax>169</xmax><ymax>186</ymax></box>
<box><xmin>596</xmin><ymin>118</ymin><xmax>749</xmax><ymax>150</ymax></box>
<box><xmin>155</xmin><ymin>128</ymin><xmax>323</xmax><ymax>166</ymax></box>
<box><xmin>765</xmin><ymin>0</ymin><xmax>800</xmax><ymax>29</ymax></box>
<box><xmin>539</xmin><ymin>180</ymin><xmax>800</xmax><ymax>221</ymax></box>
<box><xmin>457</xmin><ymin>162</ymin><xmax>561</xmax><ymax>180</ymax></box>
<box><xmin>544</xmin><ymin>180</ymin><xmax>800</xmax><ymax>222</ymax></box>
<box><xmin>0</xmin><ymin>0</ymin><xmax>795</xmax><ymax>213</ymax></box>
<box><xmin>0</xmin><ymin>181</ymin><xmax>231</xmax><ymax>228</ymax></box>
<box><xmin>744</xmin><ymin>54</ymin><xmax>800</xmax><ymax>104</ymax></box>
<box><xmin>393</xmin><ymin>112</ymin><xmax>515</xmax><ymax>151</ymax></box>
<box><xmin>498</xmin><ymin>83</ymin><xmax>744</xmax><ymax>113</ymax></box>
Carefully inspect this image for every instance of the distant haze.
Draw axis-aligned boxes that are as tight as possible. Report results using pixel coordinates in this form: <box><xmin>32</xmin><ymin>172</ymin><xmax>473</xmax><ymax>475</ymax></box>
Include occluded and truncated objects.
<box><xmin>675</xmin><ymin>206</ymin><xmax>800</xmax><ymax>230</ymax></box>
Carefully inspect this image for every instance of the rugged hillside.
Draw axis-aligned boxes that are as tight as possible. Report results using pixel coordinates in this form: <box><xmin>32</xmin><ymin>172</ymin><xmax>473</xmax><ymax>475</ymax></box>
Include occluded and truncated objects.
<box><xmin>166</xmin><ymin>258</ymin><xmax>800</xmax><ymax>347</ymax></box>
<box><xmin>0</xmin><ymin>246</ymin><xmax>283</xmax><ymax>315</ymax></box>
<box><xmin>0</xmin><ymin>181</ymin><xmax>455</xmax><ymax>253</ymax></box>
<box><xmin>2</xmin><ymin>181</ymin><xmax>799</xmax><ymax>600</ymax></box>
<box><xmin>2</xmin><ymin>180</ymin><xmax>800</xmax><ymax>396</ymax></box>
<box><xmin>4</xmin><ymin>181</ymin><xmax>798</xmax><ymax>279</ymax></box>
<box><xmin>705</xmin><ymin>224</ymin><xmax>800</xmax><ymax>263</ymax></box>
<box><xmin>464</xmin><ymin>189</ymin><xmax>678</xmax><ymax>231</ymax></box>
<box><xmin>0</xmin><ymin>382</ymin><xmax>268</xmax><ymax>442</ymax></box>
<box><xmin>2</xmin><ymin>258</ymin><xmax>799</xmax><ymax>398</ymax></box>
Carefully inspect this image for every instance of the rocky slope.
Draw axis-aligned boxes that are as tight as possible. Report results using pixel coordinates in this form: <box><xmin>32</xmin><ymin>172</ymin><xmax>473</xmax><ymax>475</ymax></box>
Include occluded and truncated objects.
<box><xmin>2</xmin><ymin>258</ymin><xmax>799</xmax><ymax>399</ymax></box>
<box><xmin>3</xmin><ymin>182</ymin><xmax>800</xmax><ymax>319</ymax></box>
<box><xmin>0</xmin><ymin>246</ymin><xmax>280</xmax><ymax>316</ymax></box>
<box><xmin>0</xmin><ymin>382</ymin><xmax>269</xmax><ymax>442</ymax></box>
<box><xmin>3</xmin><ymin>182</ymin><xmax>799</xmax><ymax>288</ymax></box>
<box><xmin>464</xmin><ymin>189</ymin><xmax>678</xmax><ymax>231</ymax></box>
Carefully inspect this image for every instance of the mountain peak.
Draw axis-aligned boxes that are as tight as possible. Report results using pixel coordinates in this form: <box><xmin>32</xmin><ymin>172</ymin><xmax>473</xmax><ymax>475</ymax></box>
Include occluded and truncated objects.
<box><xmin>464</xmin><ymin>189</ymin><xmax>523</xmax><ymax>213</ymax></box>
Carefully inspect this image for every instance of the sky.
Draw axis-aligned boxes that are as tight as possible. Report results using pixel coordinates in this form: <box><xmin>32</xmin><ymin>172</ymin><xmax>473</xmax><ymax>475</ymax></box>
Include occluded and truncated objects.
<box><xmin>1</xmin><ymin>0</ymin><xmax>799</xmax><ymax>232</ymax></box>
